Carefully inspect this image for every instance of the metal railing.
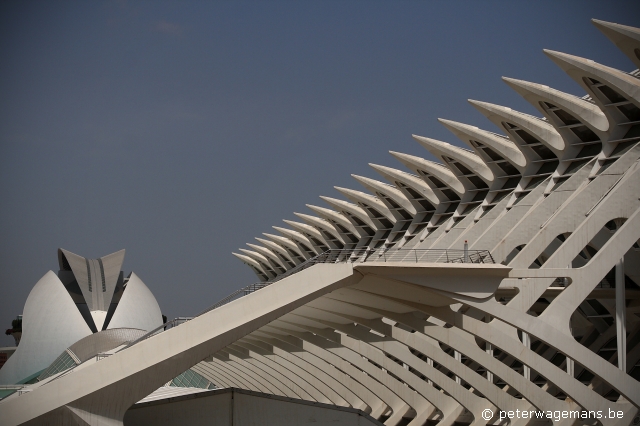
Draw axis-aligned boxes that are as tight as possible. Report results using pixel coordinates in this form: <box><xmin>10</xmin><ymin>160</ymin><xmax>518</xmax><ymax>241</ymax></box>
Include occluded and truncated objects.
<box><xmin>308</xmin><ymin>248</ymin><xmax>494</xmax><ymax>264</ymax></box>
<box><xmin>119</xmin><ymin>317</ymin><xmax>194</xmax><ymax>350</ymax></box>
<box><xmin>119</xmin><ymin>247</ymin><xmax>493</xmax><ymax>351</ymax></box>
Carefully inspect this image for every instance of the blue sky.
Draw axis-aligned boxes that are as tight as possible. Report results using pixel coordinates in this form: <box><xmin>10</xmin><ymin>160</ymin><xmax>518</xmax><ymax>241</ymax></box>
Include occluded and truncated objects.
<box><xmin>1</xmin><ymin>0</ymin><xmax>638</xmax><ymax>344</ymax></box>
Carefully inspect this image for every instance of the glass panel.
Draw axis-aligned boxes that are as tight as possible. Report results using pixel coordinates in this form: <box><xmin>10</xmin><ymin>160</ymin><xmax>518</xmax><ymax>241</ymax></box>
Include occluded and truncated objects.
<box><xmin>170</xmin><ymin>368</ymin><xmax>211</xmax><ymax>389</ymax></box>
<box><xmin>481</xmin><ymin>147</ymin><xmax>502</xmax><ymax>161</ymax></box>
<box><xmin>552</xmin><ymin>176</ymin><xmax>569</xmax><ymax>190</ymax></box>
<box><xmin>404</xmin><ymin>187</ymin><xmax>421</xmax><ymax>199</ymax></box>
<box><xmin>526</xmin><ymin>176</ymin><xmax>547</xmax><ymax>189</ymax></box>
<box><xmin>492</xmin><ymin>190</ymin><xmax>510</xmax><ymax>203</ymax></box>
<box><xmin>398</xmin><ymin>209</ymin><xmax>412</xmax><ymax>220</ymax></box>
<box><xmin>596</xmin><ymin>158</ymin><xmax>617</xmax><ymax>174</ymax></box>
<box><xmin>537</xmin><ymin>160</ymin><xmax>559</xmax><ymax>174</ymax></box>
<box><xmin>514</xmin><ymin>129</ymin><xmax>540</xmax><ymax>145</ymax></box>
<box><xmin>37</xmin><ymin>351</ymin><xmax>78</xmax><ymax>381</ymax></box>
<box><xmin>472</xmin><ymin>190</ymin><xmax>488</xmax><ymax>202</ymax></box>
<box><xmin>617</xmin><ymin>103</ymin><xmax>640</xmax><ymax>121</ymax></box>
<box><xmin>467</xmin><ymin>175</ymin><xmax>488</xmax><ymax>189</ymax></box>
<box><xmin>576</xmin><ymin>143</ymin><xmax>602</xmax><ymax>158</ymax></box>
<box><xmin>530</xmin><ymin>144</ymin><xmax>556</xmax><ymax>160</ymax></box>
<box><xmin>462</xmin><ymin>204</ymin><xmax>477</xmax><ymax>214</ymax></box>
<box><xmin>418</xmin><ymin>200</ymin><xmax>435</xmax><ymax>211</ymax></box>
<box><xmin>570</xmin><ymin>126</ymin><xmax>599</xmax><ymax>143</ymax></box>
<box><xmin>497</xmin><ymin>162</ymin><xmax>519</xmax><ymax>175</ymax></box>
<box><xmin>427</xmin><ymin>176</ymin><xmax>447</xmax><ymax>188</ymax></box>
<box><xmin>611</xmin><ymin>141</ymin><xmax>638</xmax><ymax>156</ymax></box>
<box><xmin>441</xmin><ymin>189</ymin><xmax>460</xmax><ymax>201</ymax></box>
<box><xmin>378</xmin><ymin>219</ymin><xmax>393</xmax><ymax>229</ymax></box>
<box><xmin>502</xmin><ymin>177</ymin><xmax>521</xmax><ymax>189</ymax></box>
<box><xmin>453</xmin><ymin>162</ymin><xmax>473</xmax><ymax>176</ymax></box>
<box><xmin>553</xmin><ymin>109</ymin><xmax>581</xmax><ymax>126</ymax></box>
<box><xmin>624</xmin><ymin>124</ymin><xmax>640</xmax><ymax>139</ymax></box>
<box><xmin>597</xmin><ymin>85</ymin><xmax>627</xmax><ymax>104</ymax></box>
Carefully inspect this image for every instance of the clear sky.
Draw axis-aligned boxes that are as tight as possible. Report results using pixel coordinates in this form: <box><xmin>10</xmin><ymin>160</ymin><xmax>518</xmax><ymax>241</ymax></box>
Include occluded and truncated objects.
<box><xmin>1</xmin><ymin>0</ymin><xmax>638</xmax><ymax>345</ymax></box>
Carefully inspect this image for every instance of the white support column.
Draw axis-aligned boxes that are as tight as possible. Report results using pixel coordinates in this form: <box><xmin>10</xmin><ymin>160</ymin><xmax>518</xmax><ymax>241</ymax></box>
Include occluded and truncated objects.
<box><xmin>522</xmin><ymin>331</ymin><xmax>531</xmax><ymax>380</ymax></box>
<box><xmin>567</xmin><ymin>318</ymin><xmax>574</xmax><ymax>377</ymax></box>
<box><xmin>426</xmin><ymin>358</ymin><xmax>434</xmax><ymax>385</ymax></box>
<box><xmin>566</xmin><ymin>357</ymin><xmax>574</xmax><ymax>377</ymax></box>
<box><xmin>564</xmin><ymin>263</ymin><xmax>574</xmax><ymax>377</ymax></box>
<box><xmin>454</xmin><ymin>351</ymin><xmax>462</xmax><ymax>384</ymax></box>
<box><xmin>464</xmin><ymin>240</ymin><xmax>469</xmax><ymax>263</ymax></box>
<box><xmin>485</xmin><ymin>316</ymin><xmax>493</xmax><ymax>383</ymax></box>
<box><xmin>616</xmin><ymin>257</ymin><xmax>626</xmax><ymax>372</ymax></box>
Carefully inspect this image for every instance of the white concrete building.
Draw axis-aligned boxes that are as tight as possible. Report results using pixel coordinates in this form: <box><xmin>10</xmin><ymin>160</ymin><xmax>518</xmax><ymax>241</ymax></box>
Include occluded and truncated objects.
<box><xmin>0</xmin><ymin>249</ymin><xmax>163</xmax><ymax>386</ymax></box>
<box><xmin>1</xmin><ymin>17</ymin><xmax>640</xmax><ymax>426</ymax></box>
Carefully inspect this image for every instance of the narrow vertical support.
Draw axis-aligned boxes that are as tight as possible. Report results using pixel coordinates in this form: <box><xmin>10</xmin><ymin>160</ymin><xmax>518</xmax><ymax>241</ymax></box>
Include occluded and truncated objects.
<box><xmin>403</xmin><ymin>362</ymin><xmax>409</xmax><ymax>387</ymax></box>
<box><xmin>616</xmin><ymin>257</ymin><xmax>626</xmax><ymax>372</ymax></box>
<box><xmin>230</xmin><ymin>388</ymin><xmax>235</xmax><ymax>426</ymax></box>
<box><xmin>485</xmin><ymin>315</ymin><xmax>493</xmax><ymax>382</ymax></box>
<box><xmin>427</xmin><ymin>358</ymin><xmax>434</xmax><ymax>385</ymax></box>
<box><xmin>563</xmin><ymin>262</ymin><xmax>575</xmax><ymax>376</ymax></box>
<box><xmin>566</xmin><ymin>357</ymin><xmax>574</xmax><ymax>377</ymax></box>
<box><xmin>566</xmin><ymin>316</ymin><xmax>574</xmax><ymax>377</ymax></box>
<box><xmin>454</xmin><ymin>350</ymin><xmax>462</xmax><ymax>384</ymax></box>
<box><xmin>464</xmin><ymin>240</ymin><xmax>469</xmax><ymax>263</ymax></box>
<box><xmin>522</xmin><ymin>331</ymin><xmax>531</xmax><ymax>380</ymax></box>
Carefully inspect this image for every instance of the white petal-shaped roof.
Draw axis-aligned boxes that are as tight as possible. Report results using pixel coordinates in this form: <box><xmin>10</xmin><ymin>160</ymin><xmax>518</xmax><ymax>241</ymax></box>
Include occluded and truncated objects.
<box><xmin>262</xmin><ymin>232</ymin><xmax>304</xmax><ymax>256</ymax></box>
<box><xmin>282</xmin><ymin>219</ymin><xmax>325</xmax><ymax>242</ymax></box>
<box><xmin>232</xmin><ymin>252</ymin><xmax>270</xmax><ymax>280</ymax></box>
<box><xmin>293</xmin><ymin>213</ymin><xmax>345</xmax><ymax>245</ymax></box>
<box><xmin>412</xmin><ymin>135</ymin><xmax>494</xmax><ymax>184</ymax></box>
<box><xmin>237</xmin><ymin>249</ymin><xmax>278</xmax><ymax>279</ymax></box>
<box><xmin>319</xmin><ymin>196</ymin><xmax>375</xmax><ymax>229</ymax></box>
<box><xmin>351</xmin><ymin>174</ymin><xmax>417</xmax><ymax>216</ymax></box>
<box><xmin>238</xmin><ymin>248</ymin><xmax>272</xmax><ymax>267</ymax></box>
<box><xmin>255</xmin><ymin>237</ymin><xmax>297</xmax><ymax>264</ymax></box>
<box><xmin>369</xmin><ymin>163</ymin><xmax>440</xmax><ymax>208</ymax></box>
<box><xmin>502</xmin><ymin>77</ymin><xmax>609</xmax><ymax>133</ymax></box>
<box><xmin>468</xmin><ymin>100</ymin><xmax>565</xmax><ymax>151</ymax></box>
<box><xmin>271</xmin><ymin>227</ymin><xmax>317</xmax><ymax>258</ymax></box>
<box><xmin>232</xmin><ymin>252</ymin><xmax>263</xmax><ymax>271</ymax></box>
<box><xmin>334</xmin><ymin>186</ymin><xmax>395</xmax><ymax>223</ymax></box>
<box><xmin>106</xmin><ymin>273</ymin><xmax>162</xmax><ymax>332</ymax></box>
<box><xmin>272</xmin><ymin>226</ymin><xmax>313</xmax><ymax>246</ymax></box>
<box><xmin>543</xmin><ymin>50</ymin><xmax>640</xmax><ymax>106</ymax></box>
<box><xmin>390</xmin><ymin>151</ymin><xmax>465</xmax><ymax>195</ymax></box>
<box><xmin>438</xmin><ymin>119</ymin><xmax>527</xmax><ymax>170</ymax></box>
<box><xmin>0</xmin><ymin>271</ymin><xmax>93</xmax><ymax>385</ymax></box>
<box><xmin>305</xmin><ymin>204</ymin><xmax>359</xmax><ymax>236</ymax></box>
<box><xmin>592</xmin><ymin>19</ymin><xmax>640</xmax><ymax>68</ymax></box>
<box><xmin>246</xmin><ymin>243</ymin><xmax>288</xmax><ymax>270</ymax></box>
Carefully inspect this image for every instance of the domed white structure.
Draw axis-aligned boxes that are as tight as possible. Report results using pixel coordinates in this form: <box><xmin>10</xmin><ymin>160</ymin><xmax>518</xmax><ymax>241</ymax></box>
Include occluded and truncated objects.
<box><xmin>0</xmin><ymin>249</ymin><xmax>163</xmax><ymax>385</ymax></box>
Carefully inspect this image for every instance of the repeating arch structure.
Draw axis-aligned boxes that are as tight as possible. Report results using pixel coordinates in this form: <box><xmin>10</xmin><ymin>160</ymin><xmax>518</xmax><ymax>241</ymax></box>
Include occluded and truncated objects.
<box><xmin>2</xmin><ymin>18</ymin><xmax>640</xmax><ymax>426</ymax></box>
<box><xmin>227</xmin><ymin>19</ymin><xmax>640</xmax><ymax>426</ymax></box>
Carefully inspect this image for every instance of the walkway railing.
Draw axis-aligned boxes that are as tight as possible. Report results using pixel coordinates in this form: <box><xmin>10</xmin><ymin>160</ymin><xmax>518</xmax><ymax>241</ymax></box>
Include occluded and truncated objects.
<box><xmin>310</xmin><ymin>248</ymin><xmax>494</xmax><ymax>264</ymax></box>
<box><xmin>119</xmin><ymin>247</ymin><xmax>493</xmax><ymax>351</ymax></box>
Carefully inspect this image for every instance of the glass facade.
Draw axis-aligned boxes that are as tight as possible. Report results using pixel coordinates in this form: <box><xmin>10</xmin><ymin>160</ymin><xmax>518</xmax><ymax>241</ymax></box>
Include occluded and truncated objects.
<box><xmin>37</xmin><ymin>351</ymin><xmax>77</xmax><ymax>382</ymax></box>
<box><xmin>170</xmin><ymin>368</ymin><xmax>215</xmax><ymax>389</ymax></box>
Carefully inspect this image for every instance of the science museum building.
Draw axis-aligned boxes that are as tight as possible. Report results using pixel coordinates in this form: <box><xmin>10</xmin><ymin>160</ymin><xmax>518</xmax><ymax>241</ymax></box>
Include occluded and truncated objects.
<box><xmin>1</xmin><ymin>18</ymin><xmax>640</xmax><ymax>426</ymax></box>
